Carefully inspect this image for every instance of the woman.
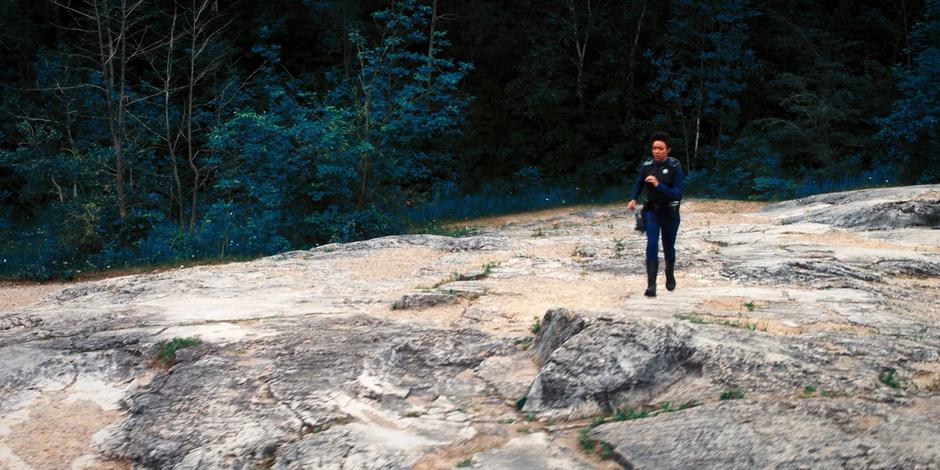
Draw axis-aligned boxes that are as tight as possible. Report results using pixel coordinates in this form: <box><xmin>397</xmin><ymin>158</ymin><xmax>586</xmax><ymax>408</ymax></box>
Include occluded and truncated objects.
<box><xmin>627</xmin><ymin>131</ymin><xmax>683</xmax><ymax>297</ymax></box>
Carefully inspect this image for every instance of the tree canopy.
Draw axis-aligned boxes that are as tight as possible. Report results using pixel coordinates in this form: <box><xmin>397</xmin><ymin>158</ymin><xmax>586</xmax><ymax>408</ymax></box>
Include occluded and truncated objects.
<box><xmin>0</xmin><ymin>0</ymin><xmax>936</xmax><ymax>279</ymax></box>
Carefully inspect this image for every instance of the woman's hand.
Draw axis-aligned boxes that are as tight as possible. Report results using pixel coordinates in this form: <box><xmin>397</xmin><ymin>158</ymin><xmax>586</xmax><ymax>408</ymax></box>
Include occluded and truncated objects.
<box><xmin>644</xmin><ymin>175</ymin><xmax>659</xmax><ymax>186</ymax></box>
<box><xmin>628</xmin><ymin>199</ymin><xmax>636</xmax><ymax>210</ymax></box>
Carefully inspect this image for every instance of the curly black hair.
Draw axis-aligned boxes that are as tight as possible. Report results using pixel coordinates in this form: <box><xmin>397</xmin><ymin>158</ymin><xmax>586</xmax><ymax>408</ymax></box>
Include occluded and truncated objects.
<box><xmin>648</xmin><ymin>131</ymin><xmax>671</xmax><ymax>148</ymax></box>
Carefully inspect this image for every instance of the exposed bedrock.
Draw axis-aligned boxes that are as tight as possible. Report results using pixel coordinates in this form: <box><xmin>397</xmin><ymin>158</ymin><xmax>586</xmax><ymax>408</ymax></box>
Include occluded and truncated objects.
<box><xmin>2</xmin><ymin>184</ymin><xmax>939</xmax><ymax>469</ymax></box>
<box><xmin>760</xmin><ymin>184</ymin><xmax>940</xmax><ymax>229</ymax></box>
<box><xmin>97</xmin><ymin>315</ymin><xmax>517</xmax><ymax>469</ymax></box>
<box><xmin>594</xmin><ymin>398</ymin><xmax>940</xmax><ymax>469</ymax></box>
<box><xmin>525</xmin><ymin>308</ymin><xmax>939</xmax><ymax>419</ymax></box>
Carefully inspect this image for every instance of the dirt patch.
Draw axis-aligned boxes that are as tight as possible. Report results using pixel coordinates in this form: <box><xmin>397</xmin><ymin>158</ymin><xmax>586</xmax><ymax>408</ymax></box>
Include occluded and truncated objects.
<box><xmin>373</xmin><ymin>300</ymin><xmax>469</xmax><ymax>327</ymax></box>
<box><xmin>443</xmin><ymin>204</ymin><xmax>610</xmax><ymax>230</ymax></box>
<box><xmin>468</xmin><ymin>276</ymin><xmax>634</xmax><ymax>335</ymax></box>
<box><xmin>524</xmin><ymin>242</ymin><xmax>587</xmax><ymax>260</ymax></box>
<box><xmin>330</xmin><ymin>247</ymin><xmax>514</xmax><ymax>284</ymax></box>
<box><xmin>680</xmin><ymin>199</ymin><xmax>769</xmax><ymax>214</ymax></box>
<box><xmin>4</xmin><ymin>393</ymin><xmax>127</xmax><ymax>470</ymax></box>
<box><xmin>679</xmin><ymin>199</ymin><xmax>775</xmax><ymax>229</ymax></box>
<box><xmin>699</xmin><ymin>296</ymin><xmax>770</xmax><ymax>313</ymax></box>
<box><xmin>412</xmin><ymin>434</ymin><xmax>506</xmax><ymax>470</ymax></box>
<box><xmin>0</xmin><ymin>282</ymin><xmax>65</xmax><ymax>313</ymax></box>
<box><xmin>329</xmin><ymin>247</ymin><xmax>445</xmax><ymax>282</ymax></box>
<box><xmin>910</xmin><ymin>362</ymin><xmax>940</xmax><ymax>392</ymax></box>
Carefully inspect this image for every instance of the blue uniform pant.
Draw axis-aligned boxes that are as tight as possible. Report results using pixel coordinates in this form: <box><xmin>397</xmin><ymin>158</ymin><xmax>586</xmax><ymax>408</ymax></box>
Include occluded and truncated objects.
<box><xmin>644</xmin><ymin>209</ymin><xmax>680</xmax><ymax>263</ymax></box>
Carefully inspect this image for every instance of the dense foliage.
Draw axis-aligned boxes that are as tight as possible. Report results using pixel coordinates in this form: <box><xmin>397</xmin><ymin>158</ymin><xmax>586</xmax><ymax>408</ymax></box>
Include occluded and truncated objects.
<box><xmin>0</xmin><ymin>0</ymin><xmax>937</xmax><ymax>279</ymax></box>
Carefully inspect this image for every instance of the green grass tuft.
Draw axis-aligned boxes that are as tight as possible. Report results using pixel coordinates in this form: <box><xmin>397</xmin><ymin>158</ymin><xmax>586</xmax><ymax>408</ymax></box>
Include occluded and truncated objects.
<box><xmin>719</xmin><ymin>388</ymin><xmax>745</xmax><ymax>400</ymax></box>
<box><xmin>530</xmin><ymin>316</ymin><xmax>541</xmax><ymax>334</ymax></box>
<box><xmin>152</xmin><ymin>337</ymin><xmax>200</xmax><ymax>367</ymax></box>
<box><xmin>879</xmin><ymin>367</ymin><xmax>902</xmax><ymax>389</ymax></box>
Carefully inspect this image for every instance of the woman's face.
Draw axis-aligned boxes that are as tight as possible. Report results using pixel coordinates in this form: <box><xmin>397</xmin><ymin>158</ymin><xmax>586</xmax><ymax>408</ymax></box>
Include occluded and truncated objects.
<box><xmin>651</xmin><ymin>140</ymin><xmax>670</xmax><ymax>161</ymax></box>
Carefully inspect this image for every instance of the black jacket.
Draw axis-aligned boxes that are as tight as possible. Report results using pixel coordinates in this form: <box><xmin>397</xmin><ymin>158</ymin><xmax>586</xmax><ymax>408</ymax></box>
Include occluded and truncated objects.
<box><xmin>630</xmin><ymin>157</ymin><xmax>684</xmax><ymax>208</ymax></box>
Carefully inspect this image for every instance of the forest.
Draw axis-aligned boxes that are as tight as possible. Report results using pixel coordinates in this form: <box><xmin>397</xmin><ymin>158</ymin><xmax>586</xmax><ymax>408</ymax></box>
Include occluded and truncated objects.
<box><xmin>0</xmin><ymin>0</ymin><xmax>937</xmax><ymax>279</ymax></box>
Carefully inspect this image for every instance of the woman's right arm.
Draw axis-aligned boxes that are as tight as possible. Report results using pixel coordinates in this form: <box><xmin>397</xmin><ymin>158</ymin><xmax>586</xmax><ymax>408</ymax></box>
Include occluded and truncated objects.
<box><xmin>630</xmin><ymin>169</ymin><xmax>645</xmax><ymax>202</ymax></box>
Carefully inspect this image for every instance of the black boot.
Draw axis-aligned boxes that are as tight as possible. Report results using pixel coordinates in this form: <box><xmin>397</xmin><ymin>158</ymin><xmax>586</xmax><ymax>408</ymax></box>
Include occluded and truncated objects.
<box><xmin>665</xmin><ymin>260</ymin><xmax>676</xmax><ymax>291</ymax></box>
<box><xmin>644</xmin><ymin>260</ymin><xmax>658</xmax><ymax>297</ymax></box>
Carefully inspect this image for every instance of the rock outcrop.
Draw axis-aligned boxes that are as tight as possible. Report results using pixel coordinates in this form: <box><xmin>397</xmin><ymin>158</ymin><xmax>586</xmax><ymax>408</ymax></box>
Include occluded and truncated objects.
<box><xmin>2</xmin><ymin>185</ymin><xmax>939</xmax><ymax>469</ymax></box>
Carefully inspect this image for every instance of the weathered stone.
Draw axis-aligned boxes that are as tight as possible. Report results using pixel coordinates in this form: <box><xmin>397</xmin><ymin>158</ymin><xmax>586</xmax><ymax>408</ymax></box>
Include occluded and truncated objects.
<box><xmin>760</xmin><ymin>185</ymin><xmax>940</xmax><ymax>229</ymax></box>
<box><xmin>474</xmin><ymin>354</ymin><xmax>538</xmax><ymax>401</ymax></box>
<box><xmin>0</xmin><ymin>313</ymin><xmax>43</xmax><ymax>333</ymax></box>
<box><xmin>525</xmin><ymin>308</ymin><xmax>940</xmax><ymax>419</ymax></box>
<box><xmin>526</xmin><ymin>315</ymin><xmax>696</xmax><ymax>418</ymax></box>
<box><xmin>593</xmin><ymin>398</ymin><xmax>940</xmax><ymax>469</ymax></box>
<box><xmin>532</xmin><ymin>308</ymin><xmax>590</xmax><ymax>366</ymax></box>
<box><xmin>392</xmin><ymin>292</ymin><xmax>458</xmax><ymax>310</ymax></box>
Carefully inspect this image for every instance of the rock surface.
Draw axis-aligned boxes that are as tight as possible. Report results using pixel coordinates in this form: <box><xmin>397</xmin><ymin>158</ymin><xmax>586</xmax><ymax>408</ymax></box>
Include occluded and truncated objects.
<box><xmin>2</xmin><ymin>185</ymin><xmax>939</xmax><ymax>469</ymax></box>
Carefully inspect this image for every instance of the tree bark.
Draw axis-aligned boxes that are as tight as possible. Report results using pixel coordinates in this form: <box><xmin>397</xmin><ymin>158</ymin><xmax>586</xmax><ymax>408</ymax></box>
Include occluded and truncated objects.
<box><xmin>162</xmin><ymin>5</ymin><xmax>185</xmax><ymax>228</ymax></box>
<box><xmin>621</xmin><ymin>2</ymin><xmax>646</xmax><ymax>135</ymax></box>
<box><xmin>92</xmin><ymin>0</ymin><xmax>127</xmax><ymax>219</ymax></box>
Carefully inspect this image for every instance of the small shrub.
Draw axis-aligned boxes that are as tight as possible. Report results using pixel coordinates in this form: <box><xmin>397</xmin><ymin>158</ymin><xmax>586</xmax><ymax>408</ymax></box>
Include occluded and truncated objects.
<box><xmin>515</xmin><ymin>396</ymin><xmax>527</xmax><ymax>410</ymax></box>
<box><xmin>879</xmin><ymin>368</ymin><xmax>902</xmax><ymax>389</ymax></box>
<box><xmin>743</xmin><ymin>300</ymin><xmax>755</xmax><ymax>312</ymax></box>
<box><xmin>578</xmin><ymin>419</ymin><xmax>604</xmax><ymax>453</ymax></box>
<box><xmin>152</xmin><ymin>337</ymin><xmax>201</xmax><ymax>367</ymax></box>
<box><xmin>455</xmin><ymin>458</ymin><xmax>472</xmax><ymax>468</ymax></box>
<box><xmin>481</xmin><ymin>261</ymin><xmax>499</xmax><ymax>276</ymax></box>
<box><xmin>720</xmin><ymin>388</ymin><xmax>745</xmax><ymax>400</ymax></box>
<box><xmin>803</xmin><ymin>384</ymin><xmax>817</xmax><ymax>394</ymax></box>
<box><xmin>612</xmin><ymin>237</ymin><xmax>625</xmax><ymax>255</ymax></box>
<box><xmin>530</xmin><ymin>316</ymin><xmax>541</xmax><ymax>334</ymax></box>
<box><xmin>531</xmin><ymin>228</ymin><xmax>545</xmax><ymax>237</ymax></box>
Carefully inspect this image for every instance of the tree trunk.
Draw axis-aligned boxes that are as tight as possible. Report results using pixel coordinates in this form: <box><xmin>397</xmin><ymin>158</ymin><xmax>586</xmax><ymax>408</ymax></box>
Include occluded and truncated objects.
<box><xmin>358</xmin><ymin>95</ymin><xmax>371</xmax><ymax>208</ymax></box>
<box><xmin>187</xmin><ymin>26</ymin><xmax>200</xmax><ymax>231</ymax></box>
<box><xmin>566</xmin><ymin>0</ymin><xmax>592</xmax><ymax>107</ymax></box>
<box><xmin>164</xmin><ymin>5</ymin><xmax>185</xmax><ymax>228</ymax></box>
<box><xmin>677</xmin><ymin>102</ymin><xmax>691</xmax><ymax>171</ymax></box>
<box><xmin>93</xmin><ymin>1</ymin><xmax>127</xmax><ymax>219</ymax></box>
<box><xmin>115</xmin><ymin>0</ymin><xmax>130</xmax><ymax>219</ymax></box>
<box><xmin>621</xmin><ymin>2</ymin><xmax>646</xmax><ymax>135</ymax></box>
